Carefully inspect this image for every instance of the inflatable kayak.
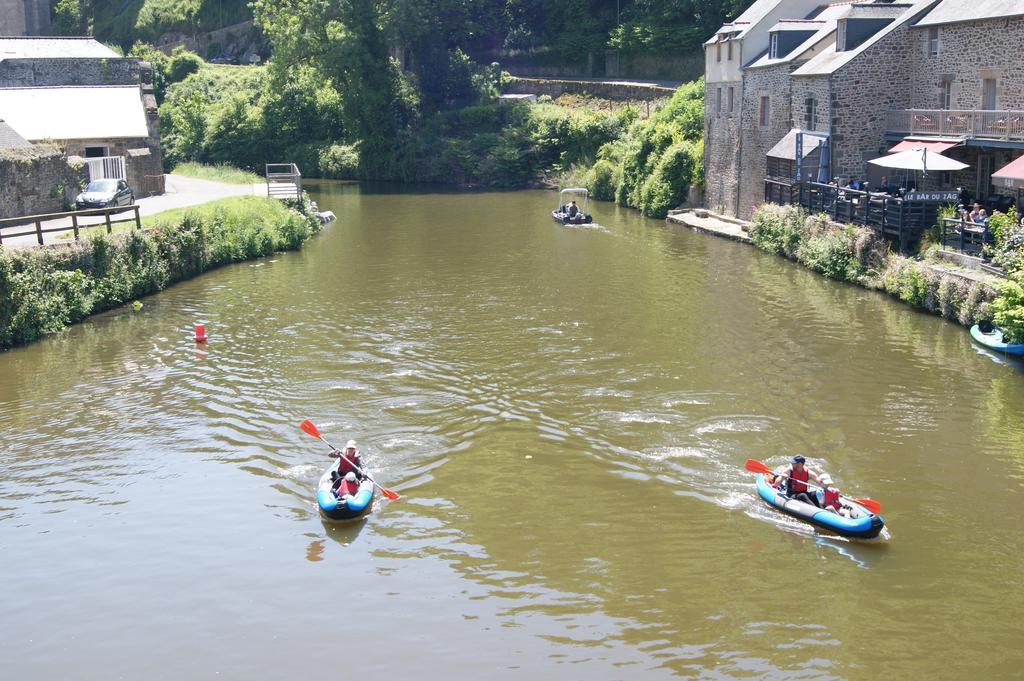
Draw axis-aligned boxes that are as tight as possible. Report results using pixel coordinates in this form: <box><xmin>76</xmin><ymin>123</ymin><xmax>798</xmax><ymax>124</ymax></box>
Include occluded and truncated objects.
<box><xmin>755</xmin><ymin>474</ymin><xmax>884</xmax><ymax>539</ymax></box>
<box><xmin>316</xmin><ymin>465</ymin><xmax>375</xmax><ymax>521</ymax></box>
<box><xmin>970</xmin><ymin>323</ymin><xmax>1024</xmax><ymax>356</ymax></box>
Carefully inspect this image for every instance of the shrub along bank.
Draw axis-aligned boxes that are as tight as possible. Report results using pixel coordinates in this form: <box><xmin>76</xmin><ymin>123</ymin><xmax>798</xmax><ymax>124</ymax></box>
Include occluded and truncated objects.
<box><xmin>0</xmin><ymin>197</ymin><xmax>319</xmax><ymax>350</ymax></box>
<box><xmin>749</xmin><ymin>204</ymin><xmax>997</xmax><ymax>328</ymax></box>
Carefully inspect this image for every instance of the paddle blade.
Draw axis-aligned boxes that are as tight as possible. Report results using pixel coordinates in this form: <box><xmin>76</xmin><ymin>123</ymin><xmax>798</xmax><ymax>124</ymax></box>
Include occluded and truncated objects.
<box><xmin>744</xmin><ymin>459</ymin><xmax>772</xmax><ymax>475</ymax></box>
<box><xmin>299</xmin><ymin>419</ymin><xmax>322</xmax><ymax>439</ymax></box>
<box><xmin>380</xmin><ymin>486</ymin><xmax>401</xmax><ymax>501</ymax></box>
<box><xmin>855</xmin><ymin>498</ymin><xmax>882</xmax><ymax>514</ymax></box>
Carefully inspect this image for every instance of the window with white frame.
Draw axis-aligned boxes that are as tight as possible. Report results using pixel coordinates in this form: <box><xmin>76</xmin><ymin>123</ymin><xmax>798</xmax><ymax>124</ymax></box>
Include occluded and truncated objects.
<box><xmin>769</xmin><ymin>33</ymin><xmax>779</xmax><ymax>59</ymax></box>
<box><xmin>939</xmin><ymin>79</ymin><xmax>952</xmax><ymax>109</ymax></box>
<box><xmin>928</xmin><ymin>27</ymin><xmax>940</xmax><ymax>57</ymax></box>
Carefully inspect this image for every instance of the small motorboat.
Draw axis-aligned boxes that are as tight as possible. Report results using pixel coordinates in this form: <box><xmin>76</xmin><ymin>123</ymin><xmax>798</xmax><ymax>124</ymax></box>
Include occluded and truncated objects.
<box><xmin>316</xmin><ymin>465</ymin><xmax>375</xmax><ymax>521</ymax></box>
<box><xmin>755</xmin><ymin>474</ymin><xmax>884</xmax><ymax>539</ymax></box>
<box><xmin>552</xmin><ymin>187</ymin><xmax>593</xmax><ymax>225</ymax></box>
<box><xmin>970</xmin><ymin>320</ymin><xmax>1024</xmax><ymax>356</ymax></box>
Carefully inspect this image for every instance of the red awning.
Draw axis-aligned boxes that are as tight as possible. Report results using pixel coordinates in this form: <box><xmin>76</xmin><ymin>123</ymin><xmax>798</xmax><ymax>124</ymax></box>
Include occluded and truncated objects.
<box><xmin>888</xmin><ymin>138</ymin><xmax>961</xmax><ymax>153</ymax></box>
<box><xmin>993</xmin><ymin>155</ymin><xmax>1024</xmax><ymax>190</ymax></box>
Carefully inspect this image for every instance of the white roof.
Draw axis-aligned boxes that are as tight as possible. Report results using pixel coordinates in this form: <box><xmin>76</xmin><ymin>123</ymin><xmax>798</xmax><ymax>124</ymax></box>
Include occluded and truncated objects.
<box><xmin>0</xmin><ymin>37</ymin><xmax>119</xmax><ymax>59</ymax></box>
<box><xmin>749</xmin><ymin>4</ymin><xmax>851</xmax><ymax>68</ymax></box>
<box><xmin>914</xmin><ymin>0</ymin><xmax>1024</xmax><ymax>26</ymax></box>
<box><xmin>793</xmin><ymin>1</ymin><xmax>934</xmax><ymax>76</ymax></box>
<box><xmin>0</xmin><ymin>86</ymin><xmax>148</xmax><ymax>141</ymax></box>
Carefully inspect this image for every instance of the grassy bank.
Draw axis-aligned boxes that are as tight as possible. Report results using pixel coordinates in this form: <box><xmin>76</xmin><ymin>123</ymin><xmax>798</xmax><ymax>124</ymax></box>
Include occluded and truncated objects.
<box><xmin>171</xmin><ymin>162</ymin><xmax>262</xmax><ymax>185</ymax></box>
<box><xmin>749</xmin><ymin>204</ymin><xmax>997</xmax><ymax>327</ymax></box>
<box><xmin>0</xmin><ymin>196</ymin><xmax>319</xmax><ymax>350</ymax></box>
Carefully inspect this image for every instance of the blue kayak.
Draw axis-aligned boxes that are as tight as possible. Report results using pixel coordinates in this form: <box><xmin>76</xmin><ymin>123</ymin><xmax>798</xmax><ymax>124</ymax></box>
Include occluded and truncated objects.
<box><xmin>316</xmin><ymin>464</ymin><xmax>374</xmax><ymax>521</ymax></box>
<box><xmin>755</xmin><ymin>474</ymin><xmax>884</xmax><ymax>539</ymax></box>
<box><xmin>970</xmin><ymin>324</ymin><xmax>1024</xmax><ymax>356</ymax></box>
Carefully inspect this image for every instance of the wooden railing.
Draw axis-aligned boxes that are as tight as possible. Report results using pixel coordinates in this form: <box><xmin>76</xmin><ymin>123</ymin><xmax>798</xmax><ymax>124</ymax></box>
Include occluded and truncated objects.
<box><xmin>0</xmin><ymin>205</ymin><xmax>141</xmax><ymax>246</ymax></box>
<box><xmin>763</xmin><ymin>179</ymin><xmax>935</xmax><ymax>253</ymax></box>
<box><xmin>265</xmin><ymin>162</ymin><xmax>302</xmax><ymax>200</ymax></box>
<box><xmin>886</xmin><ymin>109</ymin><xmax>1024</xmax><ymax>141</ymax></box>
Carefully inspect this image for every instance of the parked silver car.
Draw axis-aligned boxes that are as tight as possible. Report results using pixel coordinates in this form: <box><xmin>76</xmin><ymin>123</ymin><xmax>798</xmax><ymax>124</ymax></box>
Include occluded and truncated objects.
<box><xmin>75</xmin><ymin>179</ymin><xmax>134</xmax><ymax>210</ymax></box>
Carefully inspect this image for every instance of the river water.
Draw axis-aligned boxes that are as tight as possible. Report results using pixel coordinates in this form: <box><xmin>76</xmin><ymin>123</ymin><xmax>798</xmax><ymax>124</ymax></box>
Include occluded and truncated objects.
<box><xmin>2</xmin><ymin>183</ymin><xmax>1023</xmax><ymax>679</ymax></box>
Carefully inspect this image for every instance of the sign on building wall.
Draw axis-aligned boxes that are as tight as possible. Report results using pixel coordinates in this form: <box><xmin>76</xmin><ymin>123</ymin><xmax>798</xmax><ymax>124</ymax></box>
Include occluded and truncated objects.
<box><xmin>904</xmin><ymin>190</ymin><xmax>959</xmax><ymax>202</ymax></box>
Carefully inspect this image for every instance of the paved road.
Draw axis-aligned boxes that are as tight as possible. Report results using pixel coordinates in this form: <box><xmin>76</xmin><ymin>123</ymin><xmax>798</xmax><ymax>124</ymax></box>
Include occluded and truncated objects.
<box><xmin>0</xmin><ymin>174</ymin><xmax>261</xmax><ymax>249</ymax></box>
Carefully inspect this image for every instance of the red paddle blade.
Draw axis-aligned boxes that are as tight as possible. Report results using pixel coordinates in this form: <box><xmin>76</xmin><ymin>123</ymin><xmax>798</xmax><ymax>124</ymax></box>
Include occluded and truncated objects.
<box><xmin>299</xmin><ymin>419</ymin><xmax>322</xmax><ymax>439</ymax></box>
<box><xmin>380</xmin><ymin>487</ymin><xmax>401</xmax><ymax>501</ymax></box>
<box><xmin>744</xmin><ymin>459</ymin><xmax>772</xmax><ymax>475</ymax></box>
<box><xmin>855</xmin><ymin>498</ymin><xmax>882</xmax><ymax>514</ymax></box>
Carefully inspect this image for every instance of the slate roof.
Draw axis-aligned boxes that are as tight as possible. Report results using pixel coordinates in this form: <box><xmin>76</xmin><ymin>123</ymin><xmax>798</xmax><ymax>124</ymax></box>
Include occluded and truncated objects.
<box><xmin>0</xmin><ymin>119</ymin><xmax>31</xmax><ymax>148</ymax></box>
<box><xmin>914</xmin><ymin>0</ymin><xmax>1024</xmax><ymax>26</ymax></box>
<box><xmin>792</xmin><ymin>0</ymin><xmax>936</xmax><ymax>76</ymax></box>
<box><xmin>748</xmin><ymin>4</ymin><xmax>851</xmax><ymax>69</ymax></box>
<box><xmin>0</xmin><ymin>86</ymin><xmax>148</xmax><ymax>141</ymax></box>
<box><xmin>0</xmin><ymin>37</ymin><xmax>119</xmax><ymax>60</ymax></box>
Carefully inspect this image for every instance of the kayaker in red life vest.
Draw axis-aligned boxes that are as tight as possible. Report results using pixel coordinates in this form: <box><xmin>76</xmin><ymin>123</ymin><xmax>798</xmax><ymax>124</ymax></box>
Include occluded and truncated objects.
<box><xmin>820</xmin><ymin>475</ymin><xmax>851</xmax><ymax>517</ymax></box>
<box><xmin>773</xmin><ymin>455</ymin><xmax>823</xmax><ymax>507</ymax></box>
<box><xmin>330</xmin><ymin>439</ymin><xmax>364</xmax><ymax>478</ymax></box>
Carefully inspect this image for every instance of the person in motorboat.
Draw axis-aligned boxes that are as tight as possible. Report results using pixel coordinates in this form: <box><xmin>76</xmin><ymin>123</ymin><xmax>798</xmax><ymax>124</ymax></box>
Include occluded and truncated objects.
<box><xmin>330</xmin><ymin>439</ymin><xmax>364</xmax><ymax>479</ymax></box>
<box><xmin>820</xmin><ymin>474</ymin><xmax>851</xmax><ymax>517</ymax></box>
<box><xmin>567</xmin><ymin>200</ymin><xmax>580</xmax><ymax>221</ymax></box>
<box><xmin>772</xmin><ymin>455</ymin><xmax>824</xmax><ymax>507</ymax></box>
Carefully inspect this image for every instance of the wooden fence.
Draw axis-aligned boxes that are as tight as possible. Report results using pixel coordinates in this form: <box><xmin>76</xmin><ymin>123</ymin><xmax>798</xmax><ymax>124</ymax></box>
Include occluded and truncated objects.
<box><xmin>0</xmin><ymin>205</ymin><xmax>142</xmax><ymax>246</ymax></box>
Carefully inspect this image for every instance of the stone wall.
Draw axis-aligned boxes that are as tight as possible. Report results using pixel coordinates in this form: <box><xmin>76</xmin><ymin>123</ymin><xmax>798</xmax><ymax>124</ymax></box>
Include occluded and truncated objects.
<box><xmin>827</xmin><ymin>22</ymin><xmax>916</xmax><ymax>183</ymax></box>
<box><xmin>908</xmin><ymin>17</ymin><xmax>1024</xmax><ymax>111</ymax></box>
<box><xmin>738</xmin><ymin>64</ymin><xmax>798</xmax><ymax>219</ymax></box>
<box><xmin>506</xmin><ymin>77</ymin><xmax>676</xmax><ymax>101</ymax></box>
<box><xmin>704</xmin><ymin>79</ymin><xmax>741</xmax><ymax>215</ymax></box>
<box><xmin>0</xmin><ymin>145</ymin><xmax>87</xmax><ymax>220</ymax></box>
<box><xmin>0</xmin><ymin>58</ymin><xmax>141</xmax><ymax>88</ymax></box>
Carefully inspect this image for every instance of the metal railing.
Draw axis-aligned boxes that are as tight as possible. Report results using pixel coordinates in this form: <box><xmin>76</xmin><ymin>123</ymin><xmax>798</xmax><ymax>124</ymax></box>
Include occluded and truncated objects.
<box><xmin>0</xmin><ymin>205</ymin><xmax>141</xmax><ymax>246</ymax></box>
<box><xmin>85</xmin><ymin>155</ymin><xmax>127</xmax><ymax>181</ymax></box>
<box><xmin>265</xmin><ymin>163</ymin><xmax>302</xmax><ymax>200</ymax></box>
<box><xmin>886</xmin><ymin>109</ymin><xmax>1024</xmax><ymax>141</ymax></box>
<box><xmin>940</xmin><ymin>217</ymin><xmax>993</xmax><ymax>257</ymax></box>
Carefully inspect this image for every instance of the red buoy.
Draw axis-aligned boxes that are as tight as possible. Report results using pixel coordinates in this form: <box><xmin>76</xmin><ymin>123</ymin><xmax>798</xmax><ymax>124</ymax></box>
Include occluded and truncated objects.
<box><xmin>194</xmin><ymin>323</ymin><xmax>208</xmax><ymax>343</ymax></box>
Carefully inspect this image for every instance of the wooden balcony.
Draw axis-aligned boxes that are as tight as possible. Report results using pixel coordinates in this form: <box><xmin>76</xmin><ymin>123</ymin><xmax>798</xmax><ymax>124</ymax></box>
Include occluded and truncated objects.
<box><xmin>886</xmin><ymin>109</ymin><xmax>1024</xmax><ymax>142</ymax></box>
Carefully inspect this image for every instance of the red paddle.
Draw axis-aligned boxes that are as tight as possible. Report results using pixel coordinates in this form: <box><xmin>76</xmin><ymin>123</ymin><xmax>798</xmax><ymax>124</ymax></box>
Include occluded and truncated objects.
<box><xmin>300</xmin><ymin>419</ymin><xmax>401</xmax><ymax>501</ymax></box>
<box><xmin>744</xmin><ymin>459</ymin><xmax>881</xmax><ymax>514</ymax></box>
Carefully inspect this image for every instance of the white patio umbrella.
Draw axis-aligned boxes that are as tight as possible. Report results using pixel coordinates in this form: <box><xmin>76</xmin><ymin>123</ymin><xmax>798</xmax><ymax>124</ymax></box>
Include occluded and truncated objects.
<box><xmin>868</xmin><ymin>147</ymin><xmax>968</xmax><ymax>173</ymax></box>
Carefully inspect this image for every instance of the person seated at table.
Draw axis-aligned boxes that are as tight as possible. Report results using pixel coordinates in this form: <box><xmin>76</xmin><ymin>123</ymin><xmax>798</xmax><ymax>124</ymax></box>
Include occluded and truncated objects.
<box><xmin>878</xmin><ymin>176</ymin><xmax>895</xmax><ymax>194</ymax></box>
<box><xmin>969</xmin><ymin>202</ymin><xmax>984</xmax><ymax>222</ymax></box>
<box><xmin>959</xmin><ymin>205</ymin><xmax>972</xmax><ymax>223</ymax></box>
<box><xmin>848</xmin><ymin>179</ymin><xmax>862</xmax><ymax>191</ymax></box>
<box><xmin>976</xmin><ymin>208</ymin><xmax>989</xmax><ymax>225</ymax></box>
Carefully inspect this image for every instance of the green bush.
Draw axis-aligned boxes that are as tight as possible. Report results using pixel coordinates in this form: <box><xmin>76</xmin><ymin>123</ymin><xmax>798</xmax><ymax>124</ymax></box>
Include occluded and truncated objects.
<box><xmin>319</xmin><ymin>144</ymin><xmax>361</xmax><ymax>179</ymax></box>
<box><xmin>991</xmin><ymin>273</ymin><xmax>1024</xmax><ymax>343</ymax></box>
<box><xmin>0</xmin><ymin>197</ymin><xmax>319</xmax><ymax>350</ymax></box>
<box><xmin>750</xmin><ymin>204</ymin><xmax>804</xmax><ymax>258</ymax></box>
<box><xmin>588</xmin><ymin>159</ymin><xmax>619</xmax><ymax>201</ymax></box>
<box><xmin>167</xmin><ymin>47</ymin><xmax>203</xmax><ymax>84</ymax></box>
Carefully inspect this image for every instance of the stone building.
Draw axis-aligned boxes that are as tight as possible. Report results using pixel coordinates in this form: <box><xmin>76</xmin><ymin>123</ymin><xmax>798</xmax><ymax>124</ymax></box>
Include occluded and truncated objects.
<box><xmin>0</xmin><ymin>0</ymin><xmax>51</xmax><ymax>36</ymax></box>
<box><xmin>0</xmin><ymin>37</ymin><xmax>164</xmax><ymax>215</ymax></box>
<box><xmin>704</xmin><ymin>0</ymin><xmax>1024</xmax><ymax>220</ymax></box>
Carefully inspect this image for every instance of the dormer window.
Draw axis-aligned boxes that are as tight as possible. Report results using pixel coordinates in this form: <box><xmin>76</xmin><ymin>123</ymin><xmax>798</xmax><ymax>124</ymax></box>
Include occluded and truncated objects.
<box><xmin>770</xmin><ymin>33</ymin><xmax>779</xmax><ymax>59</ymax></box>
<box><xmin>836</xmin><ymin>21</ymin><xmax>847</xmax><ymax>52</ymax></box>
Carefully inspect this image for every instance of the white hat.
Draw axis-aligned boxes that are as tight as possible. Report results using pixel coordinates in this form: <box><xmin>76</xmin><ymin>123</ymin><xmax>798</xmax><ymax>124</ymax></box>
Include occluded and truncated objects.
<box><xmin>345</xmin><ymin>439</ymin><xmax>357</xmax><ymax>449</ymax></box>
<box><xmin>820</xmin><ymin>474</ymin><xmax>834</xmax><ymax>486</ymax></box>
<box><xmin>344</xmin><ymin>471</ymin><xmax>357</xmax><ymax>482</ymax></box>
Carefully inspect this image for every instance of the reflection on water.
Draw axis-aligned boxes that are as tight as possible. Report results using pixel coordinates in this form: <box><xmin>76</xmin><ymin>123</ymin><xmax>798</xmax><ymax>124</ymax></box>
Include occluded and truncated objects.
<box><xmin>2</xmin><ymin>182</ymin><xmax>1024</xmax><ymax>678</ymax></box>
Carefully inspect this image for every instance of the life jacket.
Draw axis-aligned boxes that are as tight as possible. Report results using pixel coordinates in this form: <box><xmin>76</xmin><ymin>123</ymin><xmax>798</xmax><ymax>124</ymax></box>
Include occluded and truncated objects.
<box><xmin>823</xmin><ymin>488</ymin><xmax>840</xmax><ymax>509</ymax></box>
<box><xmin>787</xmin><ymin>466</ymin><xmax>809</xmax><ymax>494</ymax></box>
<box><xmin>336</xmin><ymin>477</ymin><xmax>360</xmax><ymax>497</ymax></box>
<box><xmin>336</xmin><ymin>450</ymin><xmax>361</xmax><ymax>476</ymax></box>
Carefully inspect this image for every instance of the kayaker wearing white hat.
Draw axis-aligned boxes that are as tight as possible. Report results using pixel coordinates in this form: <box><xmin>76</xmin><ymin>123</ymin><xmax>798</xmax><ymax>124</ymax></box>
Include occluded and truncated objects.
<box><xmin>820</xmin><ymin>474</ymin><xmax>851</xmax><ymax>517</ymax></box>
<box><xmin>330</xmin><ymin>439</ymin><xmax>364</xmax><ymax>479</ymax></box>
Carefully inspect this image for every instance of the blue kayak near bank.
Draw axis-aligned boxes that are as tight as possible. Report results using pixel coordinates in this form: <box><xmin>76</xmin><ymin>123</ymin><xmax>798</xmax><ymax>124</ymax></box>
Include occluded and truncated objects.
<box><xmin>970</xmin><ymin>324</ymin><xmax>1024</xmax><ymax>356</ymax></box>
<box><xmin>755</xmin><ymin>474</ymin><xmax>884</xmax><ymax>539</ymax></box>
<box><xmin>316</xmin><ymin>464</ymin><xmax>375</xmax><ymax>521</ymax></box>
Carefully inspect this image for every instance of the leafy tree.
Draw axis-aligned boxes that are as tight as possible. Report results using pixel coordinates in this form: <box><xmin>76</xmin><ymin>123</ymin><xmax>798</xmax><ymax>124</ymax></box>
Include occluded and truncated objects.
<box><xmin>52</xmin><ymin>0</ymin><xmax>87</xmax><ymax>36</ymax></box>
